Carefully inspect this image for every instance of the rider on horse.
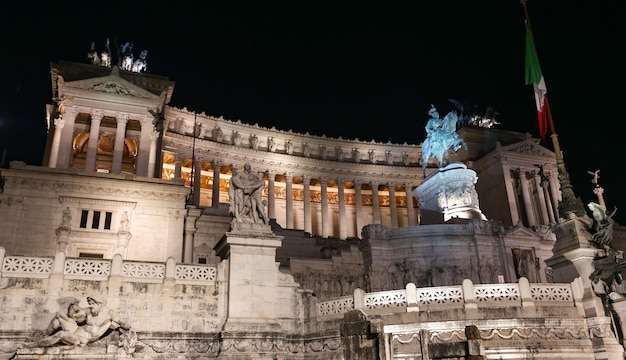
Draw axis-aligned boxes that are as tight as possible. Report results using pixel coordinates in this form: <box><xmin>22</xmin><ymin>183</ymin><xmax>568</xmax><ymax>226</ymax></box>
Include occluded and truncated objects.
<box><xmin>422</xmin><ymin>105</ymin><xmax>467</xmax><ymax>177</ymax></box>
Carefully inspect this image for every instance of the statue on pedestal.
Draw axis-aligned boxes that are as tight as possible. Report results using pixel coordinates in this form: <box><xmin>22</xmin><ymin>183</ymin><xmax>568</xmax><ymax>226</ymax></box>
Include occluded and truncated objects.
<box><xmin>587</xmin><ymin>202</ymin><xmax>626</xmax><ymax>294</ymax></box>
<box><xmin>229</xmin><ymin>163</ymin><xmax>268</xmax><ymax>226</ymax></box>
<box><xmin>421</xmin><ymin>105</ymin><xmax>467</xmax><ymax>177</ymax></box>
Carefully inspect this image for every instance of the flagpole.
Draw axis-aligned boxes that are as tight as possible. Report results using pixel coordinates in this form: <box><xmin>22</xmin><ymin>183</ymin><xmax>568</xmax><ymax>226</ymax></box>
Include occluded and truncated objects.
<box><xmin>520</xmin><ymin>0</ymin><xmax>585</xmax><ymax>217</ymax></box>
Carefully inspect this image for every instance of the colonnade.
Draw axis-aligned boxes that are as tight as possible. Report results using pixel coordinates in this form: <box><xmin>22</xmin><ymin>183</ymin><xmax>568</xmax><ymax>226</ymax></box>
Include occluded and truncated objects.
<box><xmin>47</xmin><ymin>106</ymin><xmax>159</xmax><ymax>177</ymax></box>
<box><xmin>168</xmin><ymin>157</ymin><xmax>418</xmax><ymax>239</ymax></box>
<box><xmin>507</xmin><ymin>166</ymin><xmax>560</xmax><ymax>228</ymax></box>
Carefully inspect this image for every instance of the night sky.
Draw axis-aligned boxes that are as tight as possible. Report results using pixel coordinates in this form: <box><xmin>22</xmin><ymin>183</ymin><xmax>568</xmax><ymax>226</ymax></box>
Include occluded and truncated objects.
<box><xmin>1</xmin><ymin>1</ymin><xmax>624</xmax><ymax>223</ymax></box>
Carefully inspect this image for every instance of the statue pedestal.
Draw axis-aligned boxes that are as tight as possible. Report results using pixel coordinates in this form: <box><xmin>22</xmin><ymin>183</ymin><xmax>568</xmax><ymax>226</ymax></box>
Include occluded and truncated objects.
<box><xmin>214</xmin><ymin>225</ymin><xmax>284</xmax><ymax>330</ymax></box>
<box><xmin>413</xmin><ymin>163</ymin><xmax>487</xmax><ymax>225</ymax></box>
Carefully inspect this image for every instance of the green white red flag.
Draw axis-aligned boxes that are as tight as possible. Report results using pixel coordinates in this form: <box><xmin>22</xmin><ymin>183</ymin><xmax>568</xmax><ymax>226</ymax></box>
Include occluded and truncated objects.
<box><xmin>524</xmin><ymin>23</ymin><xmax>548</xmax><ymax>139</ymax></box>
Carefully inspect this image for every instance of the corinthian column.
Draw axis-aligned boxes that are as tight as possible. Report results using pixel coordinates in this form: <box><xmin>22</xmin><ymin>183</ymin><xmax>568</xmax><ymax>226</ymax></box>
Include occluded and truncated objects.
<box><xmin>111</xmin><ymin>113</ymin><xmax>129</xmax><ymax>174</ymax></box>
<box><xmin>303</xmin><ymin>175</ymin><xmax>311</xmax><ymax>234</ymax></box>
<box><xmin>354</xmin><ymin>180</ymin><xmax>363</xmax><ymax>237</ymax></box>
<box><xmin>285</xmin><ymin>172</ymin><xmax>294</xmax><ymax>229</ymax></box>
<box><xmin>320</xmin><ymin>176</ymin><xmax>329</xmax><ymax>238</ymax></box>
<box><xmin>267</xmin><ymin>170</ymin><xmax>276</xmax><ymax>219</ymax></box>
<box><xmin>534</xmin><ymin>171</ymin><xmax>550</xmax><ymax>225</ymax></box>
<box><xmin>388</xmin><ymin>182</ymin><xmax>398</xmax><ymax>228</ymax></box>
<box><xmin>48</xmin><ymin>118</ymin><xmax>65</xmax><ymax>168</ymax></box>
<box><xmin>371</xmin><ymin>181</ymin><xmax>381</xmax><ymax>224</ymax></box>
<box><xmin>405</xmin><ymin>182</ymin><xmax>417</xmax><ymax>226</ymax></box>
<box><xmin>337</xmin><ymin>179</ymin><xmax>347</xmax><ymax>239</ymax></box>
<box><xmin>212</xmin><ymin>160</ymin><xmax>222</xmax><ymax>207</ymax></box>
<box><xmin>148</xmin><ymin>129</ymin><xmax>159</xmax><ymax>177</ymax></box>
<box><xmin>85</xmin><ymin>109</ymin><xmax>103</xmax><ymax>172</ymax></box>
<box><xmin>518</xmin><ymin>169</ymin><xmax>536</xmax><ymax>228</ymax></box>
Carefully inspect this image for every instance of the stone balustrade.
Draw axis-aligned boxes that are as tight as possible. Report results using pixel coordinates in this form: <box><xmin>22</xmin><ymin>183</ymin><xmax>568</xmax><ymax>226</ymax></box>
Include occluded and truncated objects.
<box><xmin>316</xmin><ymin>277</ymin><xmax>585</xmax><ymax>319</ymax></box>
<box><xmin>0</xmin><ymin>248</ymin><xmax>216</xmax><ymax>285</ymax></box>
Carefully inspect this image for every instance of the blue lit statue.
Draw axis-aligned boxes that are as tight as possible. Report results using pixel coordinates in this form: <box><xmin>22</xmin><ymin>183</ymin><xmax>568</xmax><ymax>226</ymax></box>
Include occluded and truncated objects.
<box><xmin>421</xmin><ymin>105</ymin><xmax>467</xmax><ymax>177</ymax></box>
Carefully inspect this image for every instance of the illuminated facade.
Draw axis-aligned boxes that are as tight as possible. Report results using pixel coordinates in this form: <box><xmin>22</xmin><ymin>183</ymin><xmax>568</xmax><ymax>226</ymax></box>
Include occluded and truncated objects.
<box><xmin>2</xmin><ymin>59</ymin><xmax>625</xmax><ymax>359</ymax></box>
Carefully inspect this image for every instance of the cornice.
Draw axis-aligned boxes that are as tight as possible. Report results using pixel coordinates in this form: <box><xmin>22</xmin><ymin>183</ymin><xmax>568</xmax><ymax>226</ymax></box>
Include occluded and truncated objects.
<box><xmin>3</xmin><ymin>174</ymin><xmax>188</xmax><ymax>202</ymax></box>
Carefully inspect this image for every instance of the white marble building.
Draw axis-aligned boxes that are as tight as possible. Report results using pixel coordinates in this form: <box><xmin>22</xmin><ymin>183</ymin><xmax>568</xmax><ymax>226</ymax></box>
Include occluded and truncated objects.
<box><xmin>1</xmin><ymin>58</ymin><xmax>625</xmax><ymax>359</ymax></box>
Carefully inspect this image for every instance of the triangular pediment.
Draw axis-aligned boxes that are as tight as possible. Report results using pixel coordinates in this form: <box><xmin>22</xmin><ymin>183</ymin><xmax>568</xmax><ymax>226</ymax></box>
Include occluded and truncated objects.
<box><xmin>501</xmin><ymin>138</ymin><xmax>555</xmax><ymax>158</ymax></box>
<box><xmin>62</xmin><ymin>67</ymin><xmax>159</xmax><ymax>100</ymax></box>
<box><xmin>505</xmin><ymin>222</ymin><xmax>542</xmax><ymax>239</ymax></box>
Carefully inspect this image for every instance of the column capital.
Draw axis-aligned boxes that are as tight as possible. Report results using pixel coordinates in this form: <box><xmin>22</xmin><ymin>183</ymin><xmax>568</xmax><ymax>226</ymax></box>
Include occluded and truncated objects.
<box><xmin>353</xmin><ymin>179</ymin><xmax>362</xmax><ymax>187</ymax></box>
<box><xmin>61</xmin><ymin>107</ymin><xmax>77</xmax><ymax>119</ymax></box>
<box><xmin>116</xmin><ymin>112</ymin><xmax>130</xmax><ymax>124</ymax></box>
<box><xmin>370</xmin><ymin>180</ymin><xmax>380</xmax><ymax>187</ymax></box>
<box><xmin>267</xmin><ymin>169</ymin><xmax>277</xmax><ymax>177</ymax></box>
<box><xmin>54</xmin><ymin>118</ymin><xmax>66</xmax><ymax>129</ymax></box>
<box><xmin>284</xmin><ymin>172</ymin><xmax>294</xmax><ymax>182</ymax></box>
<box><xmin>90</xmin><ymin>109</ymin><xmax>104</xmax><ymax>121</ymax></box>
<box><xmin>141</xmin><ymin>115</ymin><xmax>154</xmax><ymax>128</ymax></box>
<box><xmin>150</xmin><ymin>130</ymin><xmax>160</xmax><ymax>140</ymax></box>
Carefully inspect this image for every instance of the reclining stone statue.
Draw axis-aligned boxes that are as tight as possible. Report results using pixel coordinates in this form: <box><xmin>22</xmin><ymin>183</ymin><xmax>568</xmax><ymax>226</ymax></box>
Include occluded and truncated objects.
<box><xmin>23</xmin><ymin>295</ymin><xmax>136</xmax><ymax>353</ymax></box>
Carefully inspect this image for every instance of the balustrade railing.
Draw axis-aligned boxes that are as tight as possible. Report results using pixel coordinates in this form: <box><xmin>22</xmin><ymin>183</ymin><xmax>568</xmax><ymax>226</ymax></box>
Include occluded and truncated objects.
<box><xmin>316</xmin><ymin>278</ymin><xmax>584</xmax><ymax>319</ymax></box>
<box><xmin>0</xmin><ymin>249</ymin><xmax>216</xmax><ymax>285</ymax></box>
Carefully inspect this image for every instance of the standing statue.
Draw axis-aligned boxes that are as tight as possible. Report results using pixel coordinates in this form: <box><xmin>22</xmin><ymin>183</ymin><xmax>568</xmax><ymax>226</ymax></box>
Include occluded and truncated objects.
<box><xmin>87</xmin><ymin>41</ymin><xmax>100</xmax><ymax>65</ymax></box>
<box><xmin>120</xmin><ymin>42</ymin><xmax>134</xmax><ymax>71</ymax></box>
<box><xmin>101</xmin><ymin>38</ymin><xmax>111</xmax><ymax>67</ymax></box>
<box><xmin>229</xmin><ymin>163</ymin><xmax>268</xmax><ymax>226</ymax></box>
<box><xmin>421</xmin><ymin>105</ymin><xmax>467</xmax><ymax>177</ymax></box>
<box><xmin>131</xmin><ymin>50</ymin><xmax>148</xmax><ymax>72</ymax></box>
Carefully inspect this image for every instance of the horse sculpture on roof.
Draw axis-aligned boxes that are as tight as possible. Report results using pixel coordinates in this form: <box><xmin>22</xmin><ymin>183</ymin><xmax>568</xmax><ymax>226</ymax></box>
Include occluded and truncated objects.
<box><xmin>421</xmin><ymin>105</ymin><xmax>467</xmax><ymax>177</ymax></box>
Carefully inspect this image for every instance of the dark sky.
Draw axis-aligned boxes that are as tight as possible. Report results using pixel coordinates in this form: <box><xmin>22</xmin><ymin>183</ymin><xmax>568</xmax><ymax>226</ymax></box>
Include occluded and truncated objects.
<box><xmin>1</xmin><ymin>1</ymin><xmax>624</xmax><ymax>223</ymax></box>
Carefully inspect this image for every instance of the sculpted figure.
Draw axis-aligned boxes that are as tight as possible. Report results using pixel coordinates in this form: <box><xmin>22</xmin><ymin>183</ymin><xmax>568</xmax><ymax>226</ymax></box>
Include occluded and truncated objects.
<box><xmin>320</xmin><ymin>145</ymin><xmax>327</xmax><ymax>159</ymax></box>
<box><xmin>120</xmin><ymin>42</ymin><xmax>134</xmax><ymax>71</ymax></box>
<box><xmin>336</xmin><ymin>146</ymin><xmax>344</xmax><ymax>161</ymax></box>
<box><xmin>61</xmin><ymin>207</ymin><xmax>71</xmax><ymax>227</ymax></box>
<box><xmin>229</xmin><ymin>163</ymin><xmax>268</xmax><ymax>225</ymax></box>
<box><xmin>214</xmin><ymin>127</ymin><xmax>224</xmax><ymax>142</ymax></box>
<box><xmin>131</xmin><ymin>50</ymin><xmax>148</xmax><ymax>72</ymax></box>
<box><xmin>421</xmin><ymin>105</ymin><xmax>467</xmax><ymax>176</ymax></box>
<box><xmin>26</xmin><ymin>295</ymin><xmax>133</xmax><ymax>350</ymax></box>
<box><xmin>250</xmin><ymin>134</ymin><xmax>258</xmax><ymax>149</ymax></box>
<box><xmin>285</xmin><ymin>140</ymin><xmax>294</xmax><ymax>154</ymax></box>
<box><xmin>267</xmin><ymin>136</ymin><xmax>276</xmax><ymax>152</ymax></box>
<box><xmin>87</xmin><ymin>41</ymin><xmax>100</xmax><ymax>65</ymax></box>
<box><xmin>368</xmin><ymin>149</ymin><xmax>375</xmax><ymax>163</ymax></box>
<box><xmin>100</xmin><ymin>38</ymin><xmax>111</xmax><ymax>67</ymax></box>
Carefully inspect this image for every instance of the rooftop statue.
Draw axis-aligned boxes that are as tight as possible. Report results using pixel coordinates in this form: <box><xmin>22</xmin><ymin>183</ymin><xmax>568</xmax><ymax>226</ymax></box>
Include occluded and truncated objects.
<box><xmin>87</xmin><ymin>41</ymin><xmax>100</xmax><ymax>66</ymax></box>
<box><xmin>101</xmin><ymin>38</ymin><xmax>111</xmax><ymax>67</ymax></box>
<box><xmin>421</xmin><ymin>105</ymin><xmax>467</xmax><ymax>177</ymax></box>
<box><xmin>120</xmin><ymin>41</ymin><xmax>134</xmax><ymax>71</ymax></box>
<box><xmin>131</xmin><ymin>50</ymin><xmax>148</xmax><ymax>73</ymax></box>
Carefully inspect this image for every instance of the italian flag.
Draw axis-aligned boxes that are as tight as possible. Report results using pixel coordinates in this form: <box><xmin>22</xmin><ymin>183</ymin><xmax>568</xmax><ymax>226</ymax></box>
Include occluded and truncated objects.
<box><xmin>524</xmin><ymin>24</ymin><xmax>548</xmax><ymax>139</ymax></box>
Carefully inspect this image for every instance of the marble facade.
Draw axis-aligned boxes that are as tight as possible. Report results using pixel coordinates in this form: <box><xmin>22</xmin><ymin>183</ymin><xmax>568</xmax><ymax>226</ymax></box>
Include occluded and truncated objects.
<box><xmin>1</xmin><ymin>58</ymin><xmax>625</xmax><ymax>359</ymax></box>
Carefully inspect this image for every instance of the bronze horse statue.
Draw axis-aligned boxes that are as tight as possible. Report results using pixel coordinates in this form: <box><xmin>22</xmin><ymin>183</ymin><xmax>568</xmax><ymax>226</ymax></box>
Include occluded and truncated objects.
<box><xmin>421</xmin><ymin>110</ymin><xmax>467</xmax><ymax>177</ymax></box>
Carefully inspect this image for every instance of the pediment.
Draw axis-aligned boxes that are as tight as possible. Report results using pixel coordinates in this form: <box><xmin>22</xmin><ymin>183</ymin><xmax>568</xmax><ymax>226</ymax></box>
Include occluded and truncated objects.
<box><xmin>501</xmin><ymin>138</ymin><xmax>554</xmax><ymax>158</ymax></box>
<box><xmin>505</xmin><ymin>222</ymin><xmax>541</xmax><ymax>239</ymax></box>
<box><xmin>62</xmin><ymin>67</ymin><xmax>158</xmax><ymax>100</ymax></box>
